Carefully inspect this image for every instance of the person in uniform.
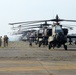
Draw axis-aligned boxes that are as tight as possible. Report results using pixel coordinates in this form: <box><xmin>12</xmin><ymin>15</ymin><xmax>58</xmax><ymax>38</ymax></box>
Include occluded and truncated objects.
<box><xmin>0</xmin><ymin>36</ymin><xmax>2</xmax><ymax>47</ymax></box>
<box><xmin>3</xmin><ymin>35</ymin><xmax>9</xmax><ymax>47</ymax></box>
<box><xmin>6</xmin><ymin>35</ymin><xmax>9</xmax><ymax>46</ymax></box>
<box><xmin>29</xmin><ymin>32</ymin><xmax>33</xmax><ymax>46</ymax></box>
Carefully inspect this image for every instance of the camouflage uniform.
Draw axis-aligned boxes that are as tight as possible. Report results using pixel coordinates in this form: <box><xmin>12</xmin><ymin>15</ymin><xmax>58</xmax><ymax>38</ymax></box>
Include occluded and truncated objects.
<box><xmin>0</xmin><ymin>36</ymin><xmax>2</xmax><ymax>47</ymax></box>
<box><xmin>4</xmin><ymin>35</ymin><xmax>9</xmax><ymax>47</ymax></box>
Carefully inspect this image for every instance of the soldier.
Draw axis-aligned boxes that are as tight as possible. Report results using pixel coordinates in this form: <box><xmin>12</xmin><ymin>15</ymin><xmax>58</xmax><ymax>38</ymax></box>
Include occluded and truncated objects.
<box><xmin>29</xmin><ymin>32</ymin><xmax>33</xmax><ymax>46</ymax></box>
<box><xmin>43</xmin><ymin>27</ymin><xmax>48</xmax><ymax>46</ymax></box>
<box><xmin>0</xmin><ymin>36</ymin><xmax>2</xmax><ymax>47</ymax></box>
<box><xmin>3</xmin><ymin>35</ymin><xmax>6</xmax><ymax>47</ymax></box>
<box><xmin>6</xmin><ymin>35</ymin><xmax>9</xmax><ymax>46</ymax></box>
<box><xmin>29</xmin><ymin>31</ymin><xmax>35</xmax><ymax>46</ymax></box>
<box><xmin>3</xmin><ymin>35</ymin><xmax>9</xmax><ymax>47</ymax></box>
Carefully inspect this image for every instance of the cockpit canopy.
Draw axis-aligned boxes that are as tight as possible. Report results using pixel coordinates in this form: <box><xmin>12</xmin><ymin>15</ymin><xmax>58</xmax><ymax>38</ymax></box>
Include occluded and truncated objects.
<box><xmin>55</xmin><ymin>25</ymin><xmax>63</xmax><ymax>33</ymax></box>
<box><xmin>55</xmin><ymin>25</ymin><xmax>68</xmax><ymax>35</ymax></box>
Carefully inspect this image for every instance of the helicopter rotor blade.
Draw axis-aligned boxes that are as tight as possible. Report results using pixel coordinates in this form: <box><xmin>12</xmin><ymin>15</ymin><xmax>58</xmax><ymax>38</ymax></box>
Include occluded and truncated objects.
<box><xmin>21</xmin><ymin>26</ymin><xmax>41</xmax><ymax>30</ymax></box>
<box><xmin>20</xmin><ymin>24</ymin><xmax>42</xmax><ymax>27</ymax></box>
<box><xmin>13</xmin><ymin>24</ymin><xmax>42</xmax><ymax>29</ymax></box>
<box><xmin>20</xmin><ymin>28</ymin><xmax>38</xmax><ymax>32</ymax></box>
<box><xmin>9</xmin><ymin>20</ymin><xmax>51</xmax><ymax>25</ymax></box>
<box><xmin>9</xmin><ymin>14</ymin><xmax>76</xmax><ymax>29</ymax></box>
<box><xmin>62</xmin><ymin>24</ymin><xmax>76</xmax><ymax>26</ymax></box>
<box><xmin>12</xmin><ymin>23</ymin><xmax>51</xmax><ymax>29</ymax></box>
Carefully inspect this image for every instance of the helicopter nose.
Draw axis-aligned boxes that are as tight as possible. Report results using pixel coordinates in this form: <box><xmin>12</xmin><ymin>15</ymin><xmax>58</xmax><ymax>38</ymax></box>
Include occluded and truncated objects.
<box><xmin>56</xmin><ymin>32</ymin><xmax>64</xmax><ymax>41</ymax></box>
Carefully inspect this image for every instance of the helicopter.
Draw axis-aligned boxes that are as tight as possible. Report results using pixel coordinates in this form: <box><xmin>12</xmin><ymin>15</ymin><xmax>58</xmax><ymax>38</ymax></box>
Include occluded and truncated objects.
<box><xmin>20</xmin><ymin>22</ymin><xmax>52</xmax><ymax>47</ymax></box>
<box><xmin>10</xmin><ymin>21</ymin><xmax>51</xmax><ymax>45</ymax></box>
<box><xmin>9</xmin><ymin>14</ymin><xmax>76</xmax><ymax>50</ymax></box>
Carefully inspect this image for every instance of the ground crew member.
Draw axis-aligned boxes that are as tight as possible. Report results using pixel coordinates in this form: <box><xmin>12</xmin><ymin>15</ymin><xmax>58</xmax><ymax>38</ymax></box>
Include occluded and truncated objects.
<box><xmin>3</xmin><ymin>35</ymin><xmax>9</xmax><ymax>47</ymax></box>
<box><xmin>29</xmin><ymin>38</ymin><xmax>32</xmax><ymax>46</ymax></box>
<box><xmin>3</xmin><ymin>35</ymin><xmax>6</xmax><ymax>47</ymax></box>
<box><xmin>0</xmin><ymin>36</ymin><xmax>2</xmax><ymax>47</ymax></box>
<box><xmin>29</xmin><ymin>32</ymin><xmax>33</xmax><ymax>46</ymax></box>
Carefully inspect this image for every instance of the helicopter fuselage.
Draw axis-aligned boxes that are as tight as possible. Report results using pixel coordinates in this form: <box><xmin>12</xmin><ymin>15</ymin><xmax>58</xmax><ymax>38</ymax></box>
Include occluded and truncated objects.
<box><xmin>48</xmin><ymin>24</ymin><xmax>68</xmax><ymax>49</ymax></box>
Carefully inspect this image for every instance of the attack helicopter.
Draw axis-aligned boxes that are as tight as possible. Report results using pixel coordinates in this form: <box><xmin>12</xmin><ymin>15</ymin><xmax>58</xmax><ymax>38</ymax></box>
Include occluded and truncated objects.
<box><xmin>10</xmin><ymin>21</ymin><xmax>51</xmax><ymax>45</ymax></box>
<box><xmin>9</xmin><ymin>15</ymin><xmax>76</xmax><ymax>50</ymax></box>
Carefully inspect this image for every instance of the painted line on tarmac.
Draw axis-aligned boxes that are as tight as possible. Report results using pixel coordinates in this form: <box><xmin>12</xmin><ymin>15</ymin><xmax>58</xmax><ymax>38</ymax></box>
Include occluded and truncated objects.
<box><xmin>0</xmin><ymin>65</ymin><xmax>75</xmax><ymax>72</ymax></box>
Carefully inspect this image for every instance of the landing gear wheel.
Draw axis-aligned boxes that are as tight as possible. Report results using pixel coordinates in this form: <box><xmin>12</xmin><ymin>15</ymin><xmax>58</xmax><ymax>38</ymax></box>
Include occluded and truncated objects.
<box><xmin>39</xmin><ymin>41</ymin><xmax>42</xmax><ymax>47</ymax></box>
<box><xmin>48</xmin><ymin>43</ymin><xmax>51</xmax><ymax>49</ymax></box>
<box><xmin>35</xmin><ymin>41</ymin><xmax>38</xmax><ymax>45</ymax></box>
<box><xmin>29</xmin><ymin>43</ymin><xmax>32</xmax><ymax>46</ymax></box>
<box><xmin>64</xmin><ymin>45</ymin><xmax>67</xmax><ymax>50</ymax></box>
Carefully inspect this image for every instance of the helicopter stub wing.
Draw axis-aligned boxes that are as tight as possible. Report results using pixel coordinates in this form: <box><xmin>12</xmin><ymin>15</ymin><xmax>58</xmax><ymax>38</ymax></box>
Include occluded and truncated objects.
<box><xmin>67</xmin><ymin>35</ymin><xmax>76</xmax><ymax>38</ymax></box>
<box><xmin>67</xmin><ymin>35</ymin><xmax>76</xmax><ymax>44</ymax></box>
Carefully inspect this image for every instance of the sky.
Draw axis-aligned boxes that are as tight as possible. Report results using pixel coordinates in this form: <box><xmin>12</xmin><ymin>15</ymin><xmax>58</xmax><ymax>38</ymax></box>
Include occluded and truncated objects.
<box><xmin>0</xmin><ymin>0</ymin><xmax>76</xmax><ymax>37</ymax></box>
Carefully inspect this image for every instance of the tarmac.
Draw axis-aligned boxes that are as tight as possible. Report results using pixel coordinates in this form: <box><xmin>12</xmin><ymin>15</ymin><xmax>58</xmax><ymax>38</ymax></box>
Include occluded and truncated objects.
<box><xmin>0</xmin><ymin>41</ymin><xmax>76</xmax><ymax>75</ymax></box>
